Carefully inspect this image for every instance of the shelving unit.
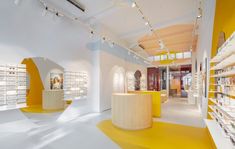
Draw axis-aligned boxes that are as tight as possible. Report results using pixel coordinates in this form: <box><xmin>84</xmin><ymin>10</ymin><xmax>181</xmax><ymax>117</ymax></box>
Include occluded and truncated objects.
<box><xmin>64</xmin><ymin>71</ymin><xmax>88</xmax><ymax>100</ymax></box>
<box><xmin>0</xmin><ymin>64</ymin><xmax>26</xmax><ymax>111</ymax></box>
<box><xmin>207</xmin><ymin>31</ymin><xmax>235</xmax><ymax>147</ymax></box>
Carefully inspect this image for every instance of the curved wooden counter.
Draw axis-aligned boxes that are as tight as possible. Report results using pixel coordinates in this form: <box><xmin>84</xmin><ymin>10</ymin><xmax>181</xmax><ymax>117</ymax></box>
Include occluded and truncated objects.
<box><xmin>128</xmin><ymin>91</ymin><xmax>161</xmax><ymax>117</ymax></box>
<box><xmin>112</xmin><ymin>93</ymin><xmax>152</xmax><ymax>130</ymax></box>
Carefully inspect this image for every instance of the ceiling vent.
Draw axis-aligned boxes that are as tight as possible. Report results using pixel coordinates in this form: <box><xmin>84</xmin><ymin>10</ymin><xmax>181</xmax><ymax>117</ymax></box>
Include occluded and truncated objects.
<box><xmin>67</xmin><ymin>0</ymin><xmax>85</xmax><ymax>12</ymax></box>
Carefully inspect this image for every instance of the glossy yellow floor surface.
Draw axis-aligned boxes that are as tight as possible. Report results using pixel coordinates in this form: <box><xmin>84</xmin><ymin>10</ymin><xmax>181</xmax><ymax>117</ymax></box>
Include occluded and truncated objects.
<box><xmin>97</xmin><ymin>120</ymin><xmax>213</xmax><ymax>149</ymax></box>
<box><xmin>21</xmin><ymin>105</ymin><xmax>64</xmax><ymax>113</ymax></box>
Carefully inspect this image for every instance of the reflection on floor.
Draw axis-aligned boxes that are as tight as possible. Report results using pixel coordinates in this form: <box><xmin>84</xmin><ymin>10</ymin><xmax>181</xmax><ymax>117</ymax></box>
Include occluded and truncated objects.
<box><xmin>156</xmin><ymin>97</ymin><xmax>205</xmax><ymax>127</ymax></box>
<box><xmin>98</xmin><ymin>120</ymin><xmax>213</xmax><ymax>149</ymax></box>
<box><xmin>0</xmin><ymin>97</ymin><xmax>206</xmax><ymax>149</ymax></box>
<box><xmin>0</xmin><ymin>110</ymin><xmax>119</xmax><ymax>149</ymax></box>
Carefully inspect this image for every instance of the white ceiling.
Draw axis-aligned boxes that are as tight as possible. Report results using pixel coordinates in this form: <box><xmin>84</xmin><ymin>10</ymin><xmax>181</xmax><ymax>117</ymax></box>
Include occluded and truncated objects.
<box><xmin>45</xmin><ymin>0</ymin><xmax>198</xmax><ymax>57</ymax></box>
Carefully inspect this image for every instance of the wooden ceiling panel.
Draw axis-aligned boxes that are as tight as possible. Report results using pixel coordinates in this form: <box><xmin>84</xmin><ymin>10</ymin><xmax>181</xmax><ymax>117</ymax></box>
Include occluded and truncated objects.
<box><xmin>144</xmin><ymin>41</ymin><xmax>197</xmax><ymax>52</ymax></box>
<box><xmin>138</xmin><ymin>24</ymin><xmax>198</xmax><ymax>56</ymax></box>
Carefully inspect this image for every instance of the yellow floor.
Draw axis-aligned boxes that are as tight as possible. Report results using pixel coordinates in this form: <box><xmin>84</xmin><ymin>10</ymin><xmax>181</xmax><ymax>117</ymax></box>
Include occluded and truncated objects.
<box><xmin>97</xmin><ymin>120</ymin><xmax>213</xmax><ymax>149</ymax></box>
<box><xmin>20</xmin><ymin>105</ymin><xmax>65</xmax><ymax>113</ymax></box>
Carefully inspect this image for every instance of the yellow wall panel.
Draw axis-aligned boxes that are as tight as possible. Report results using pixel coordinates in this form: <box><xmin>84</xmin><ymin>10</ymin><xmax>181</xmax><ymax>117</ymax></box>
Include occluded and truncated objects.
<box><xmin>22</xmin><ymin>58</ymin><xmax>44</xmax><ymax>106</ymax></box>
<box><xmin>209</xmin><ymin>0</ymin><xmax>235</xmax><ymax>118</ymax></box>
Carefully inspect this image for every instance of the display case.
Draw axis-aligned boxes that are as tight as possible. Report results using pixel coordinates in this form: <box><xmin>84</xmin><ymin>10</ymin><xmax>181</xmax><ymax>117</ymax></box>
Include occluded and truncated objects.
<box><xmin>207</xmin><ymin>31</ymin><xmax>235</xmax><ymax>147</ymax></box>
<box><xmin>63</xmin><ymin>71</ymin><xmax>88</xmax><ymax>100</ymax></box>
<box><xmin>0</xmin><ymin>64</ymin><xmax>26</xmax><ymax>110</ymax></box>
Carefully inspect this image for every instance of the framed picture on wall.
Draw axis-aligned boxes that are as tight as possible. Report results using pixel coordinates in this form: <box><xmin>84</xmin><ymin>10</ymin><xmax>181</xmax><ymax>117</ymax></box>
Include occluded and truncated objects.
<box><xmin>50</xmin><ymin>73</ymin><xmax>63</xmax><ymax>90</ymax></box>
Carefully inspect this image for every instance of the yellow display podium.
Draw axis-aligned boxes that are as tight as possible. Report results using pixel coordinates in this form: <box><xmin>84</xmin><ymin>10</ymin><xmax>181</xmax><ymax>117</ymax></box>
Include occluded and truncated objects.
<box><xmin>128</xmin><ymin>91</ymin><xmax>161</xmax><ymax>117</ymax></box>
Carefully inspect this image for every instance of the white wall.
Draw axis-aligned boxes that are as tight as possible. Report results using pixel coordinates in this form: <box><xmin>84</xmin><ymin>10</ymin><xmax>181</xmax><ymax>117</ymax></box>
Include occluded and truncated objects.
<box><xmin>0</xmin><ymin>0</ymin><xmax>148</xmax><ymax>114</ymax></box>
<box><xmin>99</xmin><ymin>43</ymin><xmax>147</xmax><ymax>111</ymax></box>
<box><xmin>195</xmin><ymin>0</ymin><xmax>216</xmax><ymax>118</ymax></box>
<box><xmin>0</xmin><ymin>0</ymin><xmax>95</xmax><ymax>115</ymax></box>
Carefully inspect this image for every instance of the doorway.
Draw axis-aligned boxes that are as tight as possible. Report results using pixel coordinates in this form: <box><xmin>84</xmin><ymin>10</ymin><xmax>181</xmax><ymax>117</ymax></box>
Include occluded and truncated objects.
<box><xmin>169</xmin><ymin>65</ymin><xmax>192</xmax><ymax>98</ymax></box>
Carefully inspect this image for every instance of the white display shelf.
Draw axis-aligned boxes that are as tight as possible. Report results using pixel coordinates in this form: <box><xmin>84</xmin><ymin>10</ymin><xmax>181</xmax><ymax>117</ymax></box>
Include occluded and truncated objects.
<box><xmin>208</xmin><ymin>112</ymin><xmax>215</xmax><ymax>120</ymax></box>
<box><xmin>210</xmin><ymin>31</ymin><xmax>235</xmax><ymax>63</ymax></box>
<box><xmin>211</xmin><ymin>54</ymin><xmax>235</xmax><ymax>70</ymax></box>
<box><xmin>217</xmin><ymin>105</ymin><xmax>235</xmax><ymax>119</ymax></box>
<box><xmin>64</xmin><ymin>71</ymin><xmax>88</xmax><ymax>100</ymax></box>
<box><xmin>0</xmin><ymin>103</ymin><xmax>26</xmax><ymax>111</ymax></box>
<box><xmin>209</xmin><ymin>90</ymin><xmax>235</xmax><ymax>97</ymax></box>
<box><xmin>211</xmin><ymin>69</ymin><xmax>235</xmax><ymax>78</ymax></box>
<box><xmin>210</xmin><ymin>84</ymin><xmax>235</xmax><ymax>87</ymax></box>
<box><xmin>209</xmin><ymin>98</ymin><xmax>217</xmax><ymax>104</ymax></box>
<box><xmin>205</xmin><ymin>119</ymin><xmax>234</xmax><ymax>149</ymax></box>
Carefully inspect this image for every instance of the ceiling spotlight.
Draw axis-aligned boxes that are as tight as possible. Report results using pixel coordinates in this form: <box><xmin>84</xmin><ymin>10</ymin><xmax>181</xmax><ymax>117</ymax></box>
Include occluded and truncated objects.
<box><xmin>109</xmin><ymin>42</ymin><xmax>114</xmax><ymax>48</ymax></box>
<box><xmin>145</xmin><ymin>21</ymin><xmax>149</xmax><ymax>26</ymax></box>
<box><xmin>197</xmin><ymin>7</ymin><xmax>202</xmax><ymax>18</ymax></box>
<box><xmin>131</xmin><ymin>2</ymin><xmax>136</xmax><ymax>8</ymax></box>
<box><xmin>189</xmin><ymin>46</ymin><xmax>193</xmax><ymax>52</ymax></box>
<box><xmin>197</xmin><ymin>14</ymin><xmax>202</xmax><ymax>18</ymax></box>
<box><xmin>42</xmin><ymin>7</ymin><xmax>48</xmax><ymax>16</ymax></box>
<box><xmin>158</xmin><ymin>40</ymin><xmax>165</xmax><ymax>49</ymax></box>
<box><xmin>89</xmin><ymin>30</ymin><xmax>94</xmax><ymax>38</ymax></box>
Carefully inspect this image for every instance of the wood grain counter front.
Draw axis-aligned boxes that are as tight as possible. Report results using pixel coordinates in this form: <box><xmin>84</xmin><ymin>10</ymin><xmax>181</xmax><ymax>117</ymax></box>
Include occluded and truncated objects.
<box><xmin>112</xmin><ymin>93</ymin><xmax>152</xmax><ymax>130</ymax></box>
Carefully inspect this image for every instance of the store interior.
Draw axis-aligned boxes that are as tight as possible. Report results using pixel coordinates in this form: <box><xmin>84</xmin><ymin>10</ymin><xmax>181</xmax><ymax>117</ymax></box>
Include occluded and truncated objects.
<box><xmin>0</xmin><ymin>0</ymin><xmax>235</xmax><ymax>148</ymax></box>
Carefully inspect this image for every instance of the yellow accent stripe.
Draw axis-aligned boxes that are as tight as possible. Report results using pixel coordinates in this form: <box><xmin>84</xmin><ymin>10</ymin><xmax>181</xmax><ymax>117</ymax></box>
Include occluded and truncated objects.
<box><xmin>21</xmin><ymin>105</ymin><xmax>64</xmax><ymax>113</ymax></box>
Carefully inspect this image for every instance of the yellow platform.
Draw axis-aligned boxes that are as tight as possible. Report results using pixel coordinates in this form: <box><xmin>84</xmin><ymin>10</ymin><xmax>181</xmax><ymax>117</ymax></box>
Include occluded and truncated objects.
<box><xmin>128</xmin><ymin>91</ymin><xmax>161</xmax><ymax>117</ymax></box>
<box><xmin>20</xmin><ymin>105</ymin><xmax>64</xmax><ymax>113</ymax></box>
<box><xmin>97</xmin><ymin>120</ymin><xmax>213</xmax><ymax>149</ymax></box>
